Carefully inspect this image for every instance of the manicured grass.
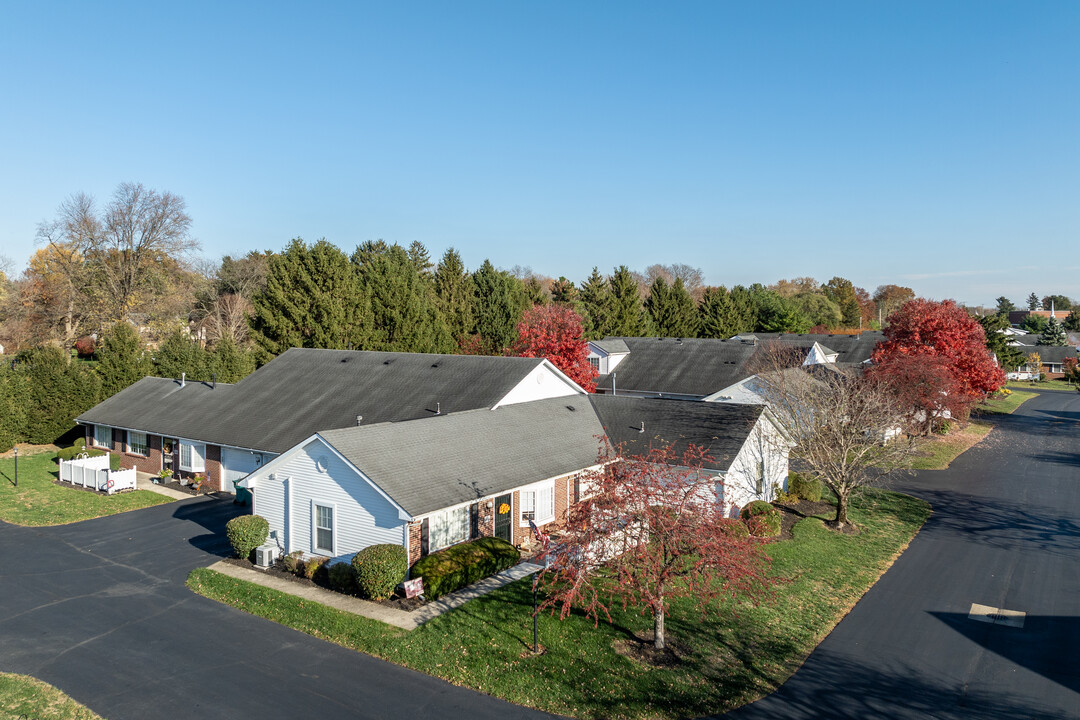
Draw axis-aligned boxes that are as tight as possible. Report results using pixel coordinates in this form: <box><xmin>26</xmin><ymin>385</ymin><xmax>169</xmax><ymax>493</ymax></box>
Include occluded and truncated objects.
<box><xmin>909</xmin><ymin>422</ymin><xmax>992</xmax><ymax>470</ymax></box>
<box><xmin>975</xmin><ymin>390</ymin><xmax>1034</xmax><ymax>416</ymax></box>
<box><xmin>1007</xmin><ymin>379</ymin><xmax>1077</xmax><ymax>392</ymax></box>
<box><xmin>0</xmin><ymin>672</ymin><xmax>103</xmax><ymax>720</ymax></box>
<box><xmin>188</xmin><ymin>488</ymin><xmax>931</xmax><ymax>719</ymax></box>
<box><xmin>0</xmin><ymin>451</ymin><xmax>172</xmax><ymax>526</ymax></box>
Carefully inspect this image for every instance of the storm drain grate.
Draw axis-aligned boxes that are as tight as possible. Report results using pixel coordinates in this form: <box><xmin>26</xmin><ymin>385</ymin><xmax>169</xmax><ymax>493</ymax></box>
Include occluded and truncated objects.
<box><xmin>968</xmin><ymin>603</ymin><xmax>1026</xmax><ymax>628</ymax></box>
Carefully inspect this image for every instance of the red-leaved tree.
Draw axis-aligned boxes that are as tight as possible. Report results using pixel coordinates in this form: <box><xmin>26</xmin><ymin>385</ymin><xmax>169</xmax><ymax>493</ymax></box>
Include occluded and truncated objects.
<box><xmin>538</xmin><ymin>443</ymin><xmax>772</xmax><ymax>650</ymax></box>
<box><xmin>872</xmin><ymin>299</ymin><xmax>1005</xmax><ymax>402</ymax></box>
<box><xmin>511</xmin><ymin>304</ymin><xmax>598</xmax><ymax>391</ymax></box>
<box><xmin>868</xmin><ymin>354</ymin><xmax>966</xmax><ymax>435</ymax></box>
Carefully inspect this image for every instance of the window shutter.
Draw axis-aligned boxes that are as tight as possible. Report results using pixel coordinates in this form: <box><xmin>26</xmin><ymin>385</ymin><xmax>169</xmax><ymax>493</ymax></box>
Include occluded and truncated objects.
<box><xmin>420</xmin><ymin>519</ymin><xmax>429</xmax><ymax>557</ymax></box>
<box><xmin>470</xmin><ymin>503</ymin><xmax>479</xmax><ymax>539</ymax></box>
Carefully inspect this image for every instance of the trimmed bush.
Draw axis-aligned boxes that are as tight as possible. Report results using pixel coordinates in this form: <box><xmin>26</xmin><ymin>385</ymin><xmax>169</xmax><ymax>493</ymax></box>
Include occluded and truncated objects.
<box><xmin>225</xmin><ymin>514</ymin><xmax>269</xmax><ymax>560</ymax></box>
<box><xmin>740</xmin><ymin>500</ymin><xmax>781</xmax><ymax>538</ymax></box>
<box><xmin>327</xmin><ymin>561</ymin><xmax>357</xmax><ymax>595</ymax></box>
<box><xmin>718</xmin><ymin>519</ymin><xmax>751</xmax><ymax>538</ymax></box>
<box><xmin>410</xmin><ymin>537</ymin><xmax>520</xmax><ymax>600</ymax></box>
<box><xmin>352</xmin><ymin>544</ymin><xmax>408</xmax><ymax>600</ymax></box>
<box><xmin>302</xmin><ymin>556</ymin><xmax>328</xmax><ymax>581</ymax></box>
<box><xmin>788</xmin><ymin>472</ymin><xmax>823</xmax><ymax>503</ymax></box>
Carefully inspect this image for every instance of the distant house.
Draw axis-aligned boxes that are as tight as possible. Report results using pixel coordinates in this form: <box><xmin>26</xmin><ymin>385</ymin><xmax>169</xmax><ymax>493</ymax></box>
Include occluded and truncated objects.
<box><xmin>76</xmin><ymin>348</ymin><xmax>586</xmax><ymax>492</ymax></box>
<box><xmin>1008</xmin><ymin>309</ymin><xmax>1073</xmax><ymax>327</ymax></box>
<box><xmin>239</xmin><ymin>396</ymin><xmax>790</xmax><ymax>565</ymax></box>
<box><xmin>1008</xmin><ymin>345</ymin><xmax>1080</xmax><ymax>380</ymax></box>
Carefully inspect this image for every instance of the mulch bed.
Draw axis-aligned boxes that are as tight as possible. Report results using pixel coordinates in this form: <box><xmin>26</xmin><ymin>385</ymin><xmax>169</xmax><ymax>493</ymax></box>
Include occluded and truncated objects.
<box><xmin>51</xmin><ymin>478</ymin><xmax>134</xmax><ymax>495</ymax></box>
<box><xmin>771</xmin><ymin>497</ymin><xmax>839</xmax><ymax>541</ymax></box>
<box><xmin>612</xmin><ymin>630</ymin><xmax>687</xmax><ymax>667</ymax></box>
<box><xmin>220</xmin><ymin>556</ymin><xmax>429</xmax><ymax>611</ymax></box>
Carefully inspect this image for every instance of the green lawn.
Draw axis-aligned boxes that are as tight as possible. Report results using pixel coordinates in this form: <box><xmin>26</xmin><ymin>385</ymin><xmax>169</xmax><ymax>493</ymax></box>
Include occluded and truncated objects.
<box><xmin>0</xmin><ymin>451</ymin><xmax>172</xmax><ymax>526</ymax></box>
<box><xmin>0</xmin><ymin>673</ymin><xmax>103</xmax><ymax>720</ymax></box>
<box><xmin>910</xmin><ymin>422</ymin><xmax>992</xmax><ymax>470</ymax></box>
<box><xmin>188</xmin><ymin>488</ymin><xmax>931</xmax><ymax>719</ymax></box>
<box><xmin>975</xmin><ymin>390</ymin><xmax>1034</xmax><ymax>416</ymax></box>
<box><xmin>1007</xmin><ymin>379</ymin><xmax>1077</xmax><ymax>392</ymax></box>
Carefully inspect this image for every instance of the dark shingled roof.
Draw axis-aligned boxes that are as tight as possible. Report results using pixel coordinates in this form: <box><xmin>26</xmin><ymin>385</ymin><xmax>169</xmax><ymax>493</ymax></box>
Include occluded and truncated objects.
<box><xmin>594</xmin><ymin>337</ymin><xmax>761</xmax><ymax>397</ymax></box>
<box><xmin>737</xmin><ymin>332</ymin><xmax>884</xmax><ymax>364</ymax></box>
<box><xmin>588</xmin><ymin>394</ymin><xmax>764</xmax><ymax>472</ymax></box>
<box><xmin>320</xmin><ymin>398</ymin><xmax>605</xmax><ymax>516</ymax></box>
<box><xmin>77</xmin><ymin>348</ymin><xmax>555</xmax><ymax>453</ymax></box>
<box><xmin>1025</xmin><ymin>346</ymin><xmax>1080</xmax><ymax>363</ymax></box>
<box><xmin>591</xmin><ymin>339</ymin><xmax>630</xmax><ymax>354</ymax></box>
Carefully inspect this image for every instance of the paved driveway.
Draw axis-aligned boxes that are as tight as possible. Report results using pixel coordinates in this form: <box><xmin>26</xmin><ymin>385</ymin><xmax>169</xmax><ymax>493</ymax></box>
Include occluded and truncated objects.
<box><xmin>0</xmin><ymin>498</ymin><xmax>555</xmax><ymax>720</ymax></box>
<box><xmin>726</xmin><ymin>390</ymin><xmax>1080</xmax><ymax>719</ymax></box>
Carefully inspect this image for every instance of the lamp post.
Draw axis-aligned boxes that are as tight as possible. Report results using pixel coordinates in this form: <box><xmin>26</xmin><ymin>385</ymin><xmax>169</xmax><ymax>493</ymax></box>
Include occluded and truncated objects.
<box><xmin>13</xmin><ymin>446</ymin><xmax>17</xmax><ymax>488</ymax></box>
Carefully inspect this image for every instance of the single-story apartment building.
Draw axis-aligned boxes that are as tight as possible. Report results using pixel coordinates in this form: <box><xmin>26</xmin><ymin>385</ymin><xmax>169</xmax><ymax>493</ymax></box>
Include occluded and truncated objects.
<box><xmin>239</xmin><ymin>395</ymin><xmax>788</xmax><ymax>565</ymax></box>
<box><xmin>75</xmin><ymin>348</ymin><xmax>587</xmax><ymax>492</ymax></box>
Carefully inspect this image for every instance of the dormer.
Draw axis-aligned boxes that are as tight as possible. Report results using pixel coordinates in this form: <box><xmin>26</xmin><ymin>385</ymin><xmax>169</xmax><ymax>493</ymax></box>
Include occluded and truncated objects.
<box><xmin>587</xmin><ymin>338</ymin><xmax>631</xmax><ymax>375</ymax></box>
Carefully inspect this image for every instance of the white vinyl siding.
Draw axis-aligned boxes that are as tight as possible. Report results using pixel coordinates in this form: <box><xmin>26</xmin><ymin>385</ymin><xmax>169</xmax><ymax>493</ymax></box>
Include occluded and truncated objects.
<box><xmin>429</xmin><ymin>505</ymin><xmax>470</xmax><ymax>551</ymax></box>
<box><xmin>94</xmin><ymin>425</ymin><xmax>111</xmax><ymax>448</ymax></box>
<box><xmin>127</xmin><ymin>431</ymin><xmax>148</xmax><ymax>456</ymax></box>
<box><xmin>313</xmin><ymin>502</ymin><xmax>335</xmax><ymax>555</ymax></box>
<box><xmin>520</xmin><ymin>482</ymin><xmax>555</xmax><ymax>526</ymax></box>
<box><xmin>249</xmin><ymin>439</ymin><xmax>407</xmax><ymax>563</ymax></box>
<box><xmin>179</xmin><ymin>441</ymin><xmax>206</xmax><ymax>472</ymax></box>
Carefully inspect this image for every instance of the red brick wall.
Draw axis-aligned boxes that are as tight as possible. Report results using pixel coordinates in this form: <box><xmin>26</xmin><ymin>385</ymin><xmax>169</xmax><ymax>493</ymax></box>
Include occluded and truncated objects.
<box><xmin>206</xmin><ymin>445</ymin><xmax>223</xmax><ymax>491</ymax></box>
<box><xmin>476</xmin><ymin>499</ymin><xmax>494</xmax><ymax>538</ymax></box>
<box><xmin>122</xmin><ymin>433</ymin><xmax>161</xmax><ymax>475</ymax></box>
<box><xmin>407</xmin><ymin>521</ymin><xmax>423</xmax><ymax>565</ymax></box>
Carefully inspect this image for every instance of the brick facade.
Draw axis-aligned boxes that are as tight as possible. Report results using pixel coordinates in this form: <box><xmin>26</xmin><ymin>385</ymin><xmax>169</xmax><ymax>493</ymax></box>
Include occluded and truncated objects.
<box><xmin>407</xmin><ymin>521</ymin><xmax>423</xmax><ymax>565</ymax></box>
<box><xmin>84</xmin><ymin>425</ymin><xmax>226</xmax><ymax>490</ymax></box>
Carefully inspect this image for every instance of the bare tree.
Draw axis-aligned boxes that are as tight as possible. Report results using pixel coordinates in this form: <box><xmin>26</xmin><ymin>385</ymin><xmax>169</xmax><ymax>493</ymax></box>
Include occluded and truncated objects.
<box><xmin>750</xmin><ymin>343</ymin><xmax>917</xmax><ymax>530</ymax></box>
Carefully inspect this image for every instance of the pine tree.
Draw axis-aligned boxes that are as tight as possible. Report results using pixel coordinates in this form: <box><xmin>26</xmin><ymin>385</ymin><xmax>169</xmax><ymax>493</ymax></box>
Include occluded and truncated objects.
<box><xmin>608</xmin><ymin>266</ymin><xmax>647</xmax><ymax>337</ymax></box>
<box><xmin>355</xmin><ymin>243</ymin><xmax>454</xmax><ymax>353</ymax></box>
<box><xmin>728</xmin><ymin>286</ymin><xmax>759</xmax><ymax>333</ymax></box>
<box><xmin>1038</xmin><ymin>317</ymin><xmax>1068</xmax><ymax>346</ymax></box>
<box><xmin>155</xmin><ymin>330</ymin><xmax>211</xmax><ymax>381</ymax></box>
<box><xmin>979</xmin><ymin>313</ymin><xmax>1024</xmax><ymax>371</ymax></box>
<box><xmin>208</xmin><ymin>334</ymin><xmax>257</xmax><ymax>383</ymax></box>
<box><xmin>472</xmin><ymin>259</ymin><xmax>527</xmax><ymax>354</ymax></box>
<box><xmin>550</xmin><ymin>277</ymin><xmax>578</xmax><ymax>305</ymax></box>
<box><xmin>433</xmin><ymin>248</ymin><xmax>476</xmax><ymax>343</ymax></box>
<box><xmin>407</xmin><ymin>241</ymin><xmax>433</xmax><ymax>278</ymax></box>
<box><xmin>578</xmin><ymin>267</ymin><xmax>611</xmax><ymax>340</ymax></box>
<box><xmin>995</xmin><ymin>296</ymin><xmax>1016</xmax><ymax>316</ymax></box>
<box><xmin>96</xmin><ymin>322</ymin><xmax>154</xmax><ymax>397</ymax></box>
<box><xmin>249</xmin><ymin>238</ymin><xmax>371</xmax><ymax>355</ymax></box>
<box><xmin>1027</xmin><ymin>293</ymin><xmax>1040</xmax><ymax>311</ymax></box>
<box><xmin>753</xmin><ymin>288</ymin><xmax>811</xmax><ymax>333</ymax></box>
<box><xmin>697</xmin><ymin>286</ymin><xmax>738</xmax><ymax>338</ymax></box>
<box><xmin>645</xmin><ymin>277</ymin><xmax>698</xmax><ymax>337</ymax></box>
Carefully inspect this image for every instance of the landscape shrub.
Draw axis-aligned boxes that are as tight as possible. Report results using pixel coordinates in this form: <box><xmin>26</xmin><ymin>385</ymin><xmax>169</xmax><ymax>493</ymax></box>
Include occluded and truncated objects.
<box><xmin>410</xmin><ymin>537</ymin><xmax>520</xmax><ymax>600</ymax></box>
<box><xmin>933</xmin><ymin>420</ymin><xmax>952</xmax><ymax>435</ymax></box>
<box><xmin>225</xmin><ymin>515</ymin><xmax>269</xmax><ymax>560</ymax></box>
<box><xmin>302</xmin><ymin>556</ymin><xmax>328</xmax><ymax>580</ymax></box>
<box><xmin>352</xmin><ymin>544</ymin><xmax>408</xmax><ymax>600</ymax></box>
<box><xmin>788</xmin><ymin>472</ymin><xmax>823</xmax><ymax>503</ymax></box>
<box><xmin>327</xmin><ymin>561</ymin><xmax>358</xmax><ymax>595</ymax></box>
<box><xmin>717</xmin><ymin>519</ymin><xmax>751</xmax><ymax>538</ymax></box>
<box><xmin>740</xmin><ymin>500</ymin><xmax>781</xmax><ymax>538</ymax></box>
<box><xmin>281</xmin><ymin>550</ymin><xmax>304</xmax><ymax>574</ymax></box>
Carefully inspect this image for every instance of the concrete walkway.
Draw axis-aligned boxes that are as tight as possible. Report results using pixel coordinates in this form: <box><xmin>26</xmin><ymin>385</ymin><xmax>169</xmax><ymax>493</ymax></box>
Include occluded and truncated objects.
<box><xmin>135</xmin><ymin>471</ymin><xmax>208</xmax><ymax>500</ymax></box>
<box><xmin>207</xmin><ymin>559</ymin><xmax>543</xmax><ymax>630</ymax></box>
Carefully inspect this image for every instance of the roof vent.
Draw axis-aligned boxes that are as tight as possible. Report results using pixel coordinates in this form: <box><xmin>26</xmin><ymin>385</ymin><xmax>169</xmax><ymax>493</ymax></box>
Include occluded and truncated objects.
<box><xmin>566</xmin><ymin>405</ymin><xmax>576</xmax><ymax>412</ymax></box>
<box><xmin>436</xmin><ymin>402</ymin><xmax>441</xmax><ymax>415</ymax></box>
<box><xmin>639</xmin><ymin>421</ymin><xmax>645</xmax><ymax>433</ymax></box>
<box><xmin>356</xmin><ymin>415</ymin><xmax>363</xmax><ymax>426</ymax></box>
<box><xmin>341</xmin><ymin>357</ymin><xmax>349</xmax><ymax>363</ymax></box>
<box><xmin>180</xmin><ymin>372</ymin><xmax>186</xmax><ymax>388</ymax></box>
<box><xmin>212</xmin><ymin>373</ymin><xmax>217</xmax><ymax>390</ymax></box>
<box><xmin>431</xmin><ymin>362</ymin><xmax>441</xmax><ymax>368</ymax></box>
<box><xmin>383</xmin><ymin>359</ymin><xmax>392</xmax><ymax>365</ymax></box>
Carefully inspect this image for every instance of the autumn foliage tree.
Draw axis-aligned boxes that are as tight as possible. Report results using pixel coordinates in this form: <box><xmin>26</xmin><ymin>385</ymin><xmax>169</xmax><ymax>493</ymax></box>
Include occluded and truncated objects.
<box><xmin>868</xmin><ymin>354</ymin><xmax>965</xmax><ymax>435</ymax></box>
<box><xmin>873</xmin><ymin>299</ymin><xmax>1005</xmax><ymax>402</ymax></box>
<box><xmin>538</xmin><ymin>443</ymin><xmax>772</xmax><ymax>651</ymax></box>
<box><xmin>510</xmin><ymin>304</ymin><xmax>598</xmax><ymax>391</ymax></box>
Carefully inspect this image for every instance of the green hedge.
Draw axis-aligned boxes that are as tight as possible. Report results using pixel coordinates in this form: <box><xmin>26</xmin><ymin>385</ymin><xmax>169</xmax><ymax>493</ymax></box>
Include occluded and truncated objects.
<box><xmin>56</xmin><ymin>439</ymin><xmax>122</xmax><ymax>470</ymax></box>
<box><xmin>740</xmin><ymin>500</ymin><xmax>781</xmax><ymax>538</ymax></box>
<box><xmin>410</xmin><ymin>537</ymin><xmax>520</xmax><ymax>599</ymax></box>
<box><xmin>788</xmin><ymin>472</ymin><xmax>823</xmax><ymax>503</ymax></box>
<box><xmin>226</xmin><ymin>515</ymin><xmax>269</xmax><ymax>560</ymax></box>
<box><xmin>352</xmin><ymin>544</ymin><xmax>407</xmax><ymax>600</ymax></box>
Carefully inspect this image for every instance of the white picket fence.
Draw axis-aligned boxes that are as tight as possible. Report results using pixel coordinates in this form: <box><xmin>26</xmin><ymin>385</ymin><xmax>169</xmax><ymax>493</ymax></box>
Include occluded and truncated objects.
<box><xmin>59</xmin><ymin>455</ymin><xmax>137</xmax><ymax>495</ymax></box>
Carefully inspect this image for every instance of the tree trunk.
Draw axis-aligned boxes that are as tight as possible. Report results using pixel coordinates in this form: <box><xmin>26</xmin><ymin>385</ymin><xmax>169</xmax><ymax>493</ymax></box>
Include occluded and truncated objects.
<box><xmin>834</xmin><ymin>491</ymin><xmax>849</xmax><ymax>528</ymax></box>
<box><xmin>654</xmin><ymin>585</ymin><xmax>665</xmax><ymax>650</ymax></box>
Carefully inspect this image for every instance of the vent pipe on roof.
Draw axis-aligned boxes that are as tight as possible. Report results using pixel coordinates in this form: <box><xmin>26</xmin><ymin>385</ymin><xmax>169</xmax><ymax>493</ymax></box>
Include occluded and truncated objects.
<box><xmin>180</xmin><ymin>372</ymin><xmax>186</xmax><ymax>388</ymax></box>
<box><xmin>639</xmin><ymin>421</ymin><xmax>645</xmax><ymax>433</ymax></box>
<box><xmin>436</xmin><ymin>402</ymin><xmax>441</xmax><ymax>415</ymax></box>
<box><xmin>356</xmin><ymin>415</ymin><xmax>363</xmax><ymax>426</ymax></box>
<box><xmin>211</xmin><ymin>373</ymin><xmax>217</xmax><ymax>390</ymax></box>
<box><xmin>611</xmin><ymin>372</ymin><xmax>616</xmax><ymax>396</ymax></box>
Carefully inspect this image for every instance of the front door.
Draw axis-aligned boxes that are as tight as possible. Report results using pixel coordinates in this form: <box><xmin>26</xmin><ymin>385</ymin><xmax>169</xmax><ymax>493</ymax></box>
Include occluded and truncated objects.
<box><xmin>494</xmin><ymin>493</ymin><xmax>512</xmax><ymax>542</ymax></box>
<box><xmin>162</xmin><ymin>438</ymin><xmax>177</xmax><ymax>475</ymax></box>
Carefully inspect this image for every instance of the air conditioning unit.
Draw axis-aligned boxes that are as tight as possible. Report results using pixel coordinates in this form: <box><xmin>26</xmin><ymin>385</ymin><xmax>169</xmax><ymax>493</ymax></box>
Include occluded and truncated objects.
<box><xmin>254</xmin><ymin>544</ymin><xmax>279</xmax><ymax>568</ymax></box>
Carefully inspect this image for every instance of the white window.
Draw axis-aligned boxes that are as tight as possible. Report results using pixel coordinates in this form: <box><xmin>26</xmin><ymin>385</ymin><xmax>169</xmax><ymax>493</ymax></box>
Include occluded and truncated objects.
<box><xmin>128</xmin><ymin>431</ymin><xmax>148</xmax><ymax>456</ymax></box>
<box><xmin>313</xmin><ymin>502</ymin><xmax>335</xmax><ymax>555</ymax></box>
<box><xmin>589</xmin><ymin>356</ymin><xmax>600</xmax><ymax>370</ymax></box>
<box><xmin>179</xmin><ymin>441</ymin><xmax>206</xmax><ymax>472</ymax></box>
<box><xmin>520</xmin><ymin>483</ymin><xmax>555</xmax><ymax>525</ymax></box>
<box><xmin>94</xmin><ymin>425</ymin><xmax>111</xmax><ymax>448</ymax></box>
<box><xmin>429</xmin><ymin>505</ymin><xmax>470</xmax><ymax>551</ymax></box>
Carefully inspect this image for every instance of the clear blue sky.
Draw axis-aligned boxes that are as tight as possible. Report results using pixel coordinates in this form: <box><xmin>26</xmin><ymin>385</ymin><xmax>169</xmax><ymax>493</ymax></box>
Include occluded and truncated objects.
<box><xmin>1</xmin><ymin>1</ymin><xmax>1077</xmax><ymax>307</ymax></box>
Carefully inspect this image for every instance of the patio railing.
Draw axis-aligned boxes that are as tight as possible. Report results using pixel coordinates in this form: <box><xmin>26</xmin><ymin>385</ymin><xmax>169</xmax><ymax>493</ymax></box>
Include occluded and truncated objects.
<box><xmin>59</xmin><ymin>455</ymin><xmax>138</xmax><ymax>495</ymax></box>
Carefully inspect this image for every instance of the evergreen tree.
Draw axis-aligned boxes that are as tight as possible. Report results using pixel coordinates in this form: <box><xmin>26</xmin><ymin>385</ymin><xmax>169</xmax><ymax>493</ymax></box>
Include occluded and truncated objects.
<box><xmin>354</xmin><ymin>243</ymin><xmax>454</xmax><ymax>353</ymax></box>
<box><xmin>608</xmin><ymin>266</ymin><xmax>647</xmax><ymax>337</ymax></box>
<box><xmin>208</xmin><ymin>334</ymin><xmax>257</xmax><ymax>383</ymax></box>
<box><xmin>1027</xmin><ymin>292</ymin><xmax>1040</xmax><ymax>310</ymax></box>
<box><xmin>406</xmin><ymin>241</ymin><xmax>434</xmax><ymax>278</ymax></box>
<box><xmin>697</xmin><ymin>286</ymin><xmax>738</xmax><ymax>338</ymax></box>
<box><xmin>995</xmin><ymin>296</ymin><xmax>1016</xmax><ymax>316</ymax></box>
<box><xmin>791</xmin><ymin>292</ymin><xmax>843</xmax><ymax>329</ymax></box>
<box><xmin>96</xmin><ymin>322</ymin><xmax>154</xmax><ymax>397</ymax></box>
<box><xmin>522</xmin><ymin>276</ymin><xmax>549</xmax><ymax>307</ymax></box>
<box><xmin>1021</xmin><ymin>314</ymin><xmax>1048</xmax><ymax>333</ymax></box>
<box><xmin>13</xmin><ymin>346</ymin><xmax>101</xmax><ymax>444</ymax></box>
<box><xmin>155</xmin><ymin>330</ymin><xmax>211</xmax><ymax>381</ymax></box>
<box><xmin>0</xmin><ymin>364</ymin><xmax>29</xmax><ymax>452</ymax></box>
<box><xmin>753</xmin><ymin>288</ymin><xmax>811</xmax><ymax>333</ymax></box>
<box><xmin>1064</xmin><ymin>312</ymin><xmax>1080</xmax><ymax>332</ymax></box>
<box><xmin>1038</xmin><ymin>317</ymin><xmax>1068</xmax><ymax>346</ymax></box>
<box><xmin>728</xmin><ymin>285</ymin><xmax>759</xmax><ymax>333</ymax></box>
<box><xmin>249</xmin><ymin>238</ymin><xmax>371</xmax><ymax>355</ymax></box>
<box><xmin>472</xmin><ymin>259</ymin><xmax>526</xmax><ymax>354</ymax></box>
<box><xmin>578</xmin><ymin>267</ymin><xmax>611</xmax><ymax>340</ymax></box>
<box><xmin>978</xmin><ymin>313</ymin><xmax>1024</xmax><ymax>370</ymax></box>
<box><xmin>645</xmin><ymin>277</ymin><xmax>698</xmax><ymax>337</ymax></box>
<box><xmin>433</xmin><ymin>248</ymin><xmax>476</xmax><ymax>342</ymax></box>
<box><xmin>550</xmin><ymin>277</ymin><xmax>579</xmax><ymax>305</ymax></box>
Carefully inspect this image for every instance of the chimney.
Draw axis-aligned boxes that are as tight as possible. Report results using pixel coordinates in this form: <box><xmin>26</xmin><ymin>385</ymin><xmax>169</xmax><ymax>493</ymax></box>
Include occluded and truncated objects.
<box><xmin>180</xmin><ymin>372</ymin><xmax>186</xmax><ymax>388</ymax></box>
